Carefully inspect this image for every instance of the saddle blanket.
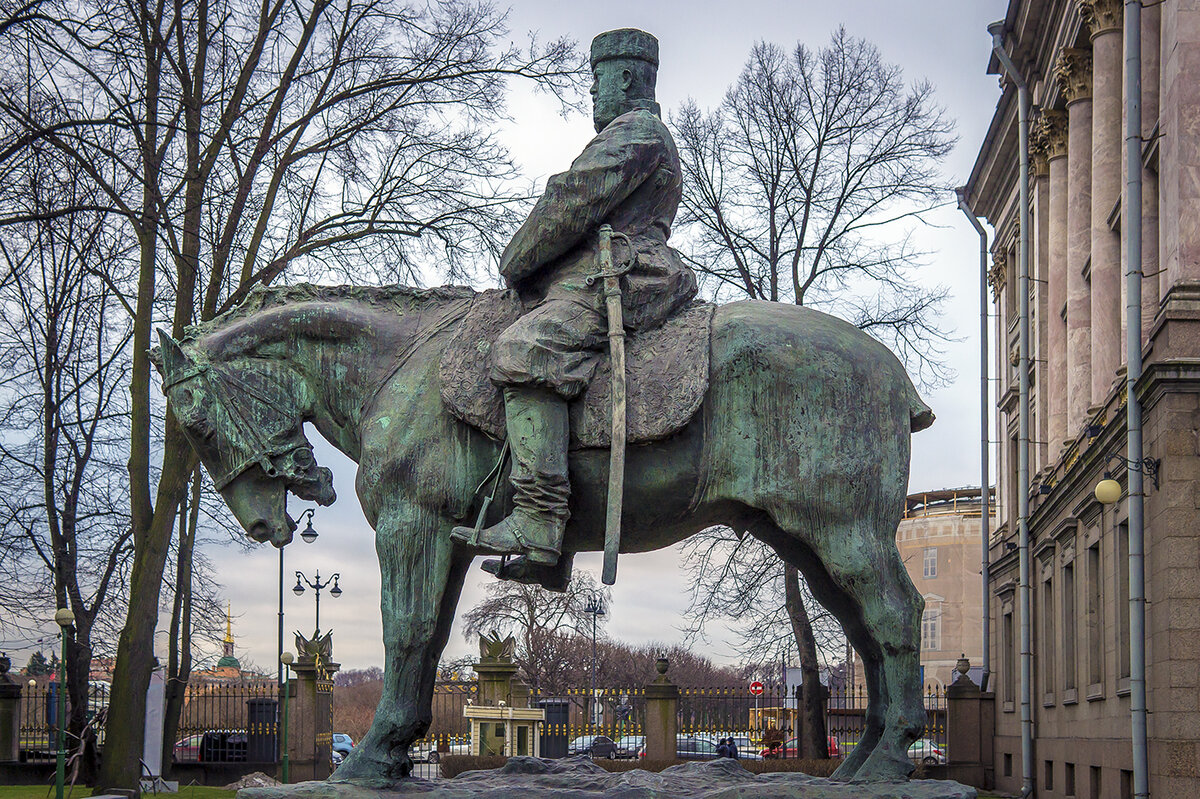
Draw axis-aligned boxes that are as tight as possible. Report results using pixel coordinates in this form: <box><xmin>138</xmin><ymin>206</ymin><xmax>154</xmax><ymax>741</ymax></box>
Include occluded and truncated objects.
<box><xmin>439</xmin><ymin>289</ymin><xmax>713</xmax><ymax>449</ymax></box>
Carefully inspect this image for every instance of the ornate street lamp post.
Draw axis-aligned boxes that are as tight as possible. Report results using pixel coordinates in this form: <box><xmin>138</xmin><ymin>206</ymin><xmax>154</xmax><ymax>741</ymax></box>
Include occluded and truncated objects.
<box><xmin>53</xmin><ymin>607</ymin><xmax>74</xmax><ymax>799</ymax></box>
<box><xmin>293</xmin><ymin>568</ymin><xmax>342</xmax><ymax>637</ymax></box>
<box><xmin>583</xmin><ymin>594</ymin><xmax>605</xmax><ymax>730</ymax></box>
<box><xmin>279</xmin><ymin>652</ymin><xmax>294</xmax><ymax>783</ymax></box>
<box><xmin>280</xmin><ymin>509</ymin><xmax>319</xmax><ymax>692</ymax></box>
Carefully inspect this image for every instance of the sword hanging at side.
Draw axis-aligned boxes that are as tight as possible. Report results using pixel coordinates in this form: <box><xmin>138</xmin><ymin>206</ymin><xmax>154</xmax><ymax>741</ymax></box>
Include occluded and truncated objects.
<box><xmin>587</xmin><ymin>224</ymin><xmax>635</xmax><ymax>585</ymax></box>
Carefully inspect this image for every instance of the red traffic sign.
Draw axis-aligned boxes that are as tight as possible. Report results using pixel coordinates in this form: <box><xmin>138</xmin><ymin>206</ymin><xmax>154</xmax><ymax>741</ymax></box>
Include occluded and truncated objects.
<box><xmin>749</xmin><ymin>681</ymin><xmax>764</xmax><ymax>695</ymax></box>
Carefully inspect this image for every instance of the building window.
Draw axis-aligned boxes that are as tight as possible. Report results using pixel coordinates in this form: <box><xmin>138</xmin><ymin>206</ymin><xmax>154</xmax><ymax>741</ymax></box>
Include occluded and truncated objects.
<box><xmin>921</xmin><ymin>609</ymin><xmax>941</xmax><ymax>651</ymax></box>
<box><xmin>1117</xmin><ymin>523</ymin><xmax>1130</xmax><ymax>681</ymax></box>
<box><xmin>1063</xmin><ymin>560</ymin><xmax>1076</xmax><ymax>692</ymax></box>
<box><xmin>1003</xmin><ymin>609</ymin><xmax>1015</xmax><ymax>708</ymax></box>
<box><xmin>1066</xmin><ymin>762</ymin><xmax>1076</xmax><ymax>796</ymax></box>
<box><xmin>1087</xmin><ymin>542</ymin><xmax>1103</xmax><ymax>690</ymax></box>
<box><xmin>923</xmin><ymin>547</ymin><xmax>937</xmax><ymax>578</ymax></box>
<box><xmin>1042</xmin><ymin>574</ymin><xmax>1055</xmax><ymax>698</ymax></box>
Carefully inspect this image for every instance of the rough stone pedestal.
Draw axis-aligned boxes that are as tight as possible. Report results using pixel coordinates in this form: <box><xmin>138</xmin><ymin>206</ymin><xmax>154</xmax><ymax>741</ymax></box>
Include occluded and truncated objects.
<box><xmin>238</xmin><ymin>757</ymin><xmax>977</xmax><ymax>799</ymax></box>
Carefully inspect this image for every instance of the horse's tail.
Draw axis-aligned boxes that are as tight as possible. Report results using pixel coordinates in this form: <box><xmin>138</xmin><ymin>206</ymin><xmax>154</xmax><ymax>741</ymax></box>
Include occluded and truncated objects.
<box><xmin>907</xmin><ymin>382</ymin><xmax>935</xmax><ymax>432</ymax></box>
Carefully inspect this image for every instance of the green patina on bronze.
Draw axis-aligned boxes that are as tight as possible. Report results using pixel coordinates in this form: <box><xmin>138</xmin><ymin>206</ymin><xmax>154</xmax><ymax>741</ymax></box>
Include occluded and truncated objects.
<box><xmin>151</xmin><ymin>28</ymin><xmax>936</xmax><ymax>786</ymax></box>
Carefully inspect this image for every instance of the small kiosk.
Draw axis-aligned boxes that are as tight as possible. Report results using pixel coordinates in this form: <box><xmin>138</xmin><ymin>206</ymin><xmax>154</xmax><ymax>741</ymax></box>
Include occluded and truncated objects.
<box><xmin>463</xmin><ymin>633</ymin><xmax>544</xmax><ymax>757</ymax></box>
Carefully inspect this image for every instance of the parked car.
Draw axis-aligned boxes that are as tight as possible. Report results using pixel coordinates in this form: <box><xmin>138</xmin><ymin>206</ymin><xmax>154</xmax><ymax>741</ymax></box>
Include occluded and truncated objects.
<box><xmin>410</xmin><ymin>740</ymin><xmax>439</xmax><ymax>763</ymax></box>
<box><xmin>759</xmin><ymin>735</ymin><xmax>841</xmax><ymax>759</ymax></box>
<box><xmin>907</xmin><ymin>738</ymin><xmax>946</xmax><ymax>765</ymax></box>
<box><xmin>332</xmin><ymin>733</ymin><xmax>355</xmax><ymax>756</ymax></box>
<box><xmin>567</xmin><ymin>734</ymin><xmax>618</xmax><ymax>758</ymax></box>
<box><xmin>172</xmin><ymin>733</ymin><xmax>204</xmax><ymax>762</ymax></box>
<box><xmin>613</xmin><ymin>735</ymin><xmax>645</xmax><ymax>759</ymax></box>
<box><xmin>331</xmin><ymin>749</ymin><xmax>344</xmax><ymax>767</ymax></box>
<box><xmin>675</xmin><ymin>735</ymin><xmax>721</xmax><ymax>760</ymax></box>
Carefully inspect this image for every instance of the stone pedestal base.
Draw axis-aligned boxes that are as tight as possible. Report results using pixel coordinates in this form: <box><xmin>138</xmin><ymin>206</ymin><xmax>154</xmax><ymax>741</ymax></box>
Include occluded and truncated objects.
<box><xmin>238</xmin><ymin>757</ymin><xmax>977</xmax><ymax>799</ymax></box>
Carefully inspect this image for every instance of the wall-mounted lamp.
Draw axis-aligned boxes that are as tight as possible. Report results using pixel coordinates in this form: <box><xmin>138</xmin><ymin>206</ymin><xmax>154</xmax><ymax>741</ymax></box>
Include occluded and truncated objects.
<box><xmin>1085</xmin><ymin>423</ymin><xmax>1105</xmax><ymax>439</ymax></box>
<box><xmin>1094</xmin><ymin>453</ymin><xmax>1161</xmax><ymax>505</ymax></box>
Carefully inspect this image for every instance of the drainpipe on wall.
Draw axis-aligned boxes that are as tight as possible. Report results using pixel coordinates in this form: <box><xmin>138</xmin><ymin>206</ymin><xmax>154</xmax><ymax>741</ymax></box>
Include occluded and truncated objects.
<box><xmin>1122</xmin><ymin>1</ymin><xmax>1149</xmax><ymax>795</ymax></box>
<box><xmin>956</xmin><ymin>187</ymin><xmax>991</xmax><ymax>694</ymax></box>
<box><xmin>988</xmin><ymin>21</ymin><xmax>1034</xmax><ymax>798</ymax></box>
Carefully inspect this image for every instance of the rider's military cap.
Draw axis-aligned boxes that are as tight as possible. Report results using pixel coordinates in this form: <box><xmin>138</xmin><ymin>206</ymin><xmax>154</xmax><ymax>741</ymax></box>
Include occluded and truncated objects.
<box><xmin>591</xmin><ymin>28</ymin><xmax>659</xmax><ymax>68</ymax></box>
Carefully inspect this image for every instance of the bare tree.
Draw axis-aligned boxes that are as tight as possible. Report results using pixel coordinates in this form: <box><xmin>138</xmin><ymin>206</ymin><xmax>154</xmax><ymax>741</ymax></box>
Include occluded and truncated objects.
<box><xmin>672</xmin><ymin>28</ymin><xmax>956</xmax><ymax>387</ymax></box>
<box><xmin>671</xmin><ymin>31</ymin><xmax>954</xmax><ymax>760</ymax></box>
<box><xmin>0</xmin><ymin>0</ymin><xmax>584</xmax><ymax>787</ymax></box>
<box><xmin>0</xmin><ymin>138</ymin><xmax>134</xmax><ymax>783</ymax></box>
<box><xmin>462</xmin><ymin>572</ymin><xmax>608</xmax><ymax>693</ymax></box>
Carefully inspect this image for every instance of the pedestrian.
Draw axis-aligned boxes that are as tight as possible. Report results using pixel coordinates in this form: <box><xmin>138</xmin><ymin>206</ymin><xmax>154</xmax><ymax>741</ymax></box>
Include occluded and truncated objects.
<box><xmin>716</xmin><ymin>738</ymin><xmax>731</xmax><ymax>758</ymax></box>
<box><xmin>727</xmin><ymin>737</ymin><xmax>739</xmax><ymax>759</ymax></box>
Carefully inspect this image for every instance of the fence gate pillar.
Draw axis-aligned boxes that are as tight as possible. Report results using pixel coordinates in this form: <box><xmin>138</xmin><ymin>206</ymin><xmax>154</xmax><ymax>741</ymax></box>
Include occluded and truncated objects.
<box><xmin>0</xmin><ymin>656</ymin><xmax>20</xmax><ymax>762</ymax></box>
<box><xmin>945</xmin><ymin>656</ymin><xmax>994</xmax><ymax>790</ymax></box>
<box><xmin>287</xmin><ymin>642</ymin><xmax>339</xmax><ymax>782</ymax></box>
<box><xmin>643</xmin><ymin>656</ymin><xmax>678</xmax><ymax>761</ymax></box>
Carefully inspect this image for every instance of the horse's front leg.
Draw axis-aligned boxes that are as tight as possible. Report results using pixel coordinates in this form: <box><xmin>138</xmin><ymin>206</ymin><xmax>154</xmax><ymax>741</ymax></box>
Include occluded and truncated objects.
<box><xmin>333</xmin><ymin>503</ymin><xmax>469</xmax><ymax>782</ymax></box>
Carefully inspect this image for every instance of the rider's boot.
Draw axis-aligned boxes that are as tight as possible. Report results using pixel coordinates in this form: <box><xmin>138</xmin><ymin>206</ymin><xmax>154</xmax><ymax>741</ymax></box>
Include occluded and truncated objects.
<box><xmin>480</xmin><ymin>552</ymin><xmax>574</xmax><ymax>592</ymax></box>
<box><xmin>450</xmin><ymin>386</ymin><xmax>569</xmax><ymax>565</ymax></box>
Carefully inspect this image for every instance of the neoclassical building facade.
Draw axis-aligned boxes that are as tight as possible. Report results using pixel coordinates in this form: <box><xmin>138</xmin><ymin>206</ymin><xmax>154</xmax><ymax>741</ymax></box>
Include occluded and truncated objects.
<box><xmin>965</xmin><ymin>0</ymin><xmax>1200</xmax><ymax>796</ymax></box>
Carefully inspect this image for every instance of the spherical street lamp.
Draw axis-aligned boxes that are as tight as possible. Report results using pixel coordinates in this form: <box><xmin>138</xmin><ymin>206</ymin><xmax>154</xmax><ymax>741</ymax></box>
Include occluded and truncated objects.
<box><xmin>279</xmin><ymin>651</ymin><xmax>294</xmax><ymax>784</ymax></box>
<box><xmin>53</xmin><ymin>607</ymin><xmax>74</xmax><ymax>799</ymax></box>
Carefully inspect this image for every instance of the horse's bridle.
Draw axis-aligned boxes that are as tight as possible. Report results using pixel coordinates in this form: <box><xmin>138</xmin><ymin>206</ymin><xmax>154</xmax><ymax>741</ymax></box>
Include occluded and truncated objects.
<box><xmin>164</xmin><ymin>359</ymin><xmax>312</xmax><ymax>492</ymax></box>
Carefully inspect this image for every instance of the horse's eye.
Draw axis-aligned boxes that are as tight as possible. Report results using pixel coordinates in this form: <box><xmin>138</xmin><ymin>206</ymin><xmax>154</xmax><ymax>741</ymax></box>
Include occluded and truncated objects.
<box><xmin>177</xmin><ymin>388</ymin><xmax>194</xmax><ymax>407</ymax></box>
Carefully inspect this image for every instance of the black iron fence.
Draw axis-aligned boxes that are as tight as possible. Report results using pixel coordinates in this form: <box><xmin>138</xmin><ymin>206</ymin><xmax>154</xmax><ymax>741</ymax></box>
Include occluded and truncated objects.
<box><xmin>174</xmin><ymin>681</ymin><xmax>279</xmax><ymax>763</ymax></box>
<box><xmin>18</xmin><ymin>680</ymin><xmax>281</xmax><ymax>765</ymax></box>
<box><xmin>414</xmin><ymin>681</ymin><xmax>948</xmax><ymax>764</ymax></box>
<box><xmin>18</xmin><ymin>682</ymin><xmax>109</xmax><ymax>763</ymax></box>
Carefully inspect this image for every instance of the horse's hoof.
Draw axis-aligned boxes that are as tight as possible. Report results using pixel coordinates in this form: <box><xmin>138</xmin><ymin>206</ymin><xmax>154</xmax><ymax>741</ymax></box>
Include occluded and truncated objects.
<box><xmin>331</xmin><ymin>747</ymin><xmax>407</xmax><ymax>782</ymax></box>
<box><xmin>853</xmin><ymin>747</ymin><xmax>916</xmax><ymax>782</ymax></box>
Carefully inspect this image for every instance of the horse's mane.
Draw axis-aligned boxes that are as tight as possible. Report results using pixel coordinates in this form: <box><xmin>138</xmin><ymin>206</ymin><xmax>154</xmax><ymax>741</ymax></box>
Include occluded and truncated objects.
<box><xmin>179</xmin><ymin>282</ymin><xmax>477</xmax><ymax>346</ymax></box>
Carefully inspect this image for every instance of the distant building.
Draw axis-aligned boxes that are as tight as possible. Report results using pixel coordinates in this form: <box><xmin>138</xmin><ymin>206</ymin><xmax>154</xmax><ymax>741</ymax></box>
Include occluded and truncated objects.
<box><xmin>192</xmin><ymin>605</ymin><xmax>269</xmax><ymax>685</ymax></box>
<box><xmin>850</xmin><ymin>488</ymin><xmax>992</xmax><ymax>695</ymax></box>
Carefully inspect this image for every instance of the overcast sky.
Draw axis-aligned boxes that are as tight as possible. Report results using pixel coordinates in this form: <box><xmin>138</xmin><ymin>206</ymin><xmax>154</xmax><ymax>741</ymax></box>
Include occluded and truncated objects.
<box><xmin>200</xmin><ymin>0</ymin><xmax>1009</xmax><ymax>676</ymax></box>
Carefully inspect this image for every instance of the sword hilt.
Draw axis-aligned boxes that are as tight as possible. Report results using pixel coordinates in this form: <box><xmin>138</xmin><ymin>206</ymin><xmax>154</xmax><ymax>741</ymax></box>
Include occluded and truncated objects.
<box><xmin>586</xmin><ymin>225</ymin><xmax>636</xmax><ymax>287</ymax></box>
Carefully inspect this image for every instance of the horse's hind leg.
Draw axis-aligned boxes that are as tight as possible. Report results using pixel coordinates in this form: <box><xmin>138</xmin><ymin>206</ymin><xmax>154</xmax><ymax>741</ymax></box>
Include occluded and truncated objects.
<box><xmin>762</xmin><ymin>517</ymin><xmax>924</xmax><ymax>781</ymax></box>
<box><xmin>334</xmin><ymin>504</ymin><xmax>470</xmax><ymax>781</ymax></box>
<box><xmin>755</xmin><ymin>523</ymin><xmax>887</xmax><ymax>779</ymax></box>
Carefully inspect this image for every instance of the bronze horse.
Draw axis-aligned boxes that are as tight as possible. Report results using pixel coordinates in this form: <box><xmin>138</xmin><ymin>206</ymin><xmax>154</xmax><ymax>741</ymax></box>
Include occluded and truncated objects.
<box><xmin>154</xmin><ymin>283</ymin><xmax>934</xmax><ymax>782</ymax></box>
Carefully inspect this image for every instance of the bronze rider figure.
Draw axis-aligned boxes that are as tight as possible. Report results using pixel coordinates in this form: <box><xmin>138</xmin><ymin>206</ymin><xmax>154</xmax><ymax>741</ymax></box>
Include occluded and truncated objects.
<box><xmin>450</xmin><ymin>28</ymin><xmax>697</xmax><ymax>575</ymax></box>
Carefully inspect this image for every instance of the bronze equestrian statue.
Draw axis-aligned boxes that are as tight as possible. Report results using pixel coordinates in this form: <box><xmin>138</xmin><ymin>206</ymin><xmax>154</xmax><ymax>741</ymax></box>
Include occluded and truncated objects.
<box><xmin>153</xmin><ymin>28</ymin><xmax>935</xmax><ymax>784</ymax></box>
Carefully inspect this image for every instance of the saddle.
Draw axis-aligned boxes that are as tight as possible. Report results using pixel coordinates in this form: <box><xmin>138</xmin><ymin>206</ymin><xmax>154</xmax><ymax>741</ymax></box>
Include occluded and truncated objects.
<box><xmin>439</xmin><ymin>289</ymin><xmax>713</xmax><ymax>449</ymax></box>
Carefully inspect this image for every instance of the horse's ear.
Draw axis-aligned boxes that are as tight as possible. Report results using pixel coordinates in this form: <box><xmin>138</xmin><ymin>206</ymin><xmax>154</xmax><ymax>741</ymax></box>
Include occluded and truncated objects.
<box><xmin>154</xmin><ymin>329</ymin><xmax>191</xmax><ymax>378</ymax></box>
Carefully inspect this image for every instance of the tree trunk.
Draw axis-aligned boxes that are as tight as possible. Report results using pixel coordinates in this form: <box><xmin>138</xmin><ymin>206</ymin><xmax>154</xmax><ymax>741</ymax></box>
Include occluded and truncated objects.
<box><xmin>161</xmin><ymin>469</ymin><xmax>200</xmax><ymax>778</ymax></box>
<box><xmin>784</xmin><ymin>564</ymin><xmax>828</xmax><ymax>759</ymax></box>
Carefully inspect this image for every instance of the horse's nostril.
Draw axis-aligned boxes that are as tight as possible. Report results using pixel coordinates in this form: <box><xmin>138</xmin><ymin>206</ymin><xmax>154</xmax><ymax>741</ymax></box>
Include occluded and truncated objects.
<box><xmin>249</xmin><ymin>521</ymin><xmax>271</xmax><ymax>540</ymax></box>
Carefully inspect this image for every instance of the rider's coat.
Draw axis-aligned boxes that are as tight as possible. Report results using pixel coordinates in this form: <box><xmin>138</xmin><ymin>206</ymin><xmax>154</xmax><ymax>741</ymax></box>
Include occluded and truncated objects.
<box><xmin>490</xmin><ymin>104</ymin><xmax>698</xmax><ymax>399</ymax></box>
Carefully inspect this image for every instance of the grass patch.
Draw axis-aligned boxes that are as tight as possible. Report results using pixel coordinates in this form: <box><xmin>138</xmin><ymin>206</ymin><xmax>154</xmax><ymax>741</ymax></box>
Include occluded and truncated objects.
<box><xmin>0</xmin><ymin>787</ymin><xmax>237</xmax><ymax>799</ymax></box>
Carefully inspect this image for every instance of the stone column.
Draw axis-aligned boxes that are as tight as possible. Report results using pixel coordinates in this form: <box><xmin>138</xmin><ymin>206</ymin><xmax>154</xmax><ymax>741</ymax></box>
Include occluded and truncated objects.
<box><xmin>287</xmin><ymin>657</ymin><xmax>339</xmax><ymax>782</ymax></box>
<box><xmin>1140</xmin><ymin>0</ymin><xmax>1161</xmax><ymax>339</ymax></box>
<box><xmin>0</xmin><ymin>656</ymin><xmax>20</xmax><ymax>762</ymax></box>
<box><xmin>946</xmin><ymin>657</ymin><xmax>994</xmax><ymax>788</ymax></box>
<box><xmin>1041</xmin><ymin>111</ymin><xmax>1070</xmax><ymax>455</ymax></box>
<box><xmin>1031</xmin><ymin>132</ymin><xmax>1051</xmax><ymax>472</ymax></box>
<box><xmin>1056</xmin><ymin>47</ymin><xmax>1094</xmax><ymax>440</ymax></box>
<box><xmin>1084</xmin><ymin>0</ymin><xmax>1123</xmax><ymax>404</ymax></box>
<box><xmin>643</xmin><ymin>656</ymin><xmax>678</xmax><ymax>761</ymax></box>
